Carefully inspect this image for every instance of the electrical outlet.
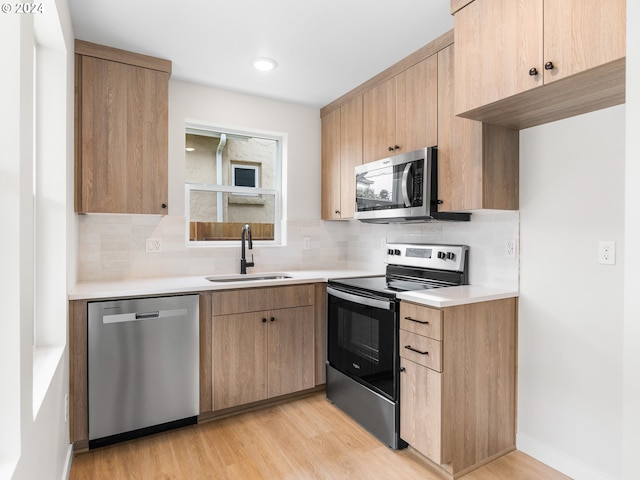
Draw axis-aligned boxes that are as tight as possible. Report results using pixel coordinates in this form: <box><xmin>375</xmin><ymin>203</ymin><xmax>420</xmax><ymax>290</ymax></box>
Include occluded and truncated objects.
<box><xmin>146</xmin><ymin>238</ymin><xmax>162</xmax><ymax>253</ymax></box>
<box><xmin>505</xmin><ymin>239</ymin><xmax>516</xmax><ymax>258</ymax></box>
<box><xmin>303</xmin><ymin>237</ymin><xmax>311</xmax><ymax>250</ymax></box>
<box><xmin>598</xmin><ymin>240</ymin><xmax>616</xmax><ymax>265</ymax></box>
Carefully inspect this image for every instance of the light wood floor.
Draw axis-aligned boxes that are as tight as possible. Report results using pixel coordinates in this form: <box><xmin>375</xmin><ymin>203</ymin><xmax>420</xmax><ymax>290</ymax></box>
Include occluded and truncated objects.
<box><xmin>69</xmin><ymin>393</ymin><xmax>570</xmax><ymax>480</ymax></box>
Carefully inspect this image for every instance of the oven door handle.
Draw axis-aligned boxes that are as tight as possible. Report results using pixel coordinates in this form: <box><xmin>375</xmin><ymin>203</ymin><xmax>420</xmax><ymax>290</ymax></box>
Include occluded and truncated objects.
<box><xmin>327</xmin><ymin>286</ymin><xmax>393</xmax><ymax>311</ymax></box>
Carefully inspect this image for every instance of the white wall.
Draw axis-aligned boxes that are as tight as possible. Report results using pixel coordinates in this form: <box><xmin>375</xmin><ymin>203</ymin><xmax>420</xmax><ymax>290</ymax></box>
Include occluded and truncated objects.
<box><xmin>518</xmin><ymin>105</ymin><xmax>625</xmax><ymax>479</ymax></box>
<box><xmin>623</xmin><ymin>1</ymin><xmax>640</xmax><ymax>479</ymax></box>
<box><xmin>0</xmin><ymin>0</ymin><xmax>75</xmax><ymax>479</ymax></box>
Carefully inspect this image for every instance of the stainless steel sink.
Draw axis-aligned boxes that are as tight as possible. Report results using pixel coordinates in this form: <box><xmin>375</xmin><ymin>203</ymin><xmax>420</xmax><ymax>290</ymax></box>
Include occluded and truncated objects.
<box><xmin>205</xmin><ymin>273</ymin><xmax>293</xmax><ymax>283</ymax></box>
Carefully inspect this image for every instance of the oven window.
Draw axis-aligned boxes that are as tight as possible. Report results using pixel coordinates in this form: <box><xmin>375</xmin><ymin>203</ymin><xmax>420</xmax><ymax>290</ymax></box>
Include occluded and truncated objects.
<box><xmin>327</xmin><ymin>293</ymin><xmax>397</xmax><ymax>400</ymax></box>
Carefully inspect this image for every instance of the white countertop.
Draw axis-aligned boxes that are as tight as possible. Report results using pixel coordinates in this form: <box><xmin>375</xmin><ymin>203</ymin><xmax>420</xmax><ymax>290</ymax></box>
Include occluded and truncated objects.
<box><xmin>396</xmin><ymin>285</ymin><xmax>519</xmax><ymax>308</ymax></box>
<box><xmin>68</xmin><ymin>269</ymin><xmax>382</xmax><ymax>300</ymax></box>
<box><xmin>69</xmin><ymin>271</ymin><xmax>518</xmax><ymax>307</ymax></box>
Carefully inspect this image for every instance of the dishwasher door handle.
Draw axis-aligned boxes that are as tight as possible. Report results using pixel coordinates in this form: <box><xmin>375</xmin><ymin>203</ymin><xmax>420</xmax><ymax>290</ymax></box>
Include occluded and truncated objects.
<box><xmin>103</xmin><ymin>308</ymin><xmax>189</xmax><ymax>324</ymax></box>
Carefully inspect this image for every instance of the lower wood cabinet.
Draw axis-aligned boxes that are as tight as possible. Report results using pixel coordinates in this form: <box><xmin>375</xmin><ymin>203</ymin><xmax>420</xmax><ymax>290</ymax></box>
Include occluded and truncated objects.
<box><xmin>399</xmin><ymin>298</ymin><xmax>517</xmax><ymax>476</ymax></box>
<box><xmin>211</xmin><ymin>285</ymin><xmax>316</xmax><ymax>411</ymax></box>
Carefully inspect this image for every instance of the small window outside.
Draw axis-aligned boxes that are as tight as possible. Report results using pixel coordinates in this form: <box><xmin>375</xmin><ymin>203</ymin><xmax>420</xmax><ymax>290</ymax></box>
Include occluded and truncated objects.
<box><xmin>232</xmin><ymin>164</ymin><xmax>259</xmax><ymax>188</ymax></box>
<box><xmin>185</xmin><ymin>126</ymin><xmax>281</xmax><ymax>244</ymax></box>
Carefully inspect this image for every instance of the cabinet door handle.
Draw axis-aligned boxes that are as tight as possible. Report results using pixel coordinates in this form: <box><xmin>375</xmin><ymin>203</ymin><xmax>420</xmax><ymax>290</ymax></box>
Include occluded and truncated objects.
<box><xmin>270</xmin><ymin>317</ymin><xmax>275</xmax><ymax>322</ymax></box>
<box><xmin>529</xmin><ymin>67</ymin><xmax>538</xmax><ymax>76</ymax></box>
<box><xmin>399</xmin><ymin>367</ymin><xmax>406</xmax><ymax>373</ymax></box>
<box><xmin>404</xmin><ymin>345</ymin><xmax>429</xmax><ymax>355</ymax></box>
<box><xmin>544</xmin><ymin>61</ymin><xmax>555</xmax><ymax>70</ymax></box>
<box><xmin>394</xmin><ymin>145</ymin><xmax>400</xmax><ymax>150</ymax></box>
<box><xmin>335</xmin><ymin>210</ymin><xmax>340</xmax><ymax>214</ymax></box>
<box><xmin>388</xmin><ymin>146</ymin><xmax>395</xmax><ymax>151</ymax></box>
<box><xmin>161</xmin><ymin>203</ymin><xmax>167</xmax><ymax>209</ymax></box>
<box><xmin>404</xmin><ymin>316</ymin><xmax>429</xmax><ymax>325</ymax></box>
<box><xmin>262</xmin><ymin>318</ymin><xmax>267</xmax><ymax>323</ymax></box>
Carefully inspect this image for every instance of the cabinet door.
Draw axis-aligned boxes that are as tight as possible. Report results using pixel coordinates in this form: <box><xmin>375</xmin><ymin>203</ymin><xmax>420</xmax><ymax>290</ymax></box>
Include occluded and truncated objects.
<box><xmin>400</xmin><ymin>358</ymin><xmax>446</xmax><ymax>464</ymax></box>
<box><xmin>438</xmin><ymin>44</ymin><xmax>519</xmax><ymax>211</ymax></box>
<box><xmin>339</xmin><ymin>95</ymin><xmax>363</xmax><ymax>219</ymax></box>
<box><xmin>396</xmin><ymin>55</ymin><xmax>438</xmax><ymax>153</ymax></box>
<box><xmin>454</xmin><ymin>0</ymin><xmax>543</xmax><ymax>115</ymax></box>
<box><xmin>267</xmin><ymin>306</ymin><xmax>315</xmax><ymax>398</ymax></box>
<box><xmin>212</xmin><ymin>312</ymin><xmax>268</xmax><ymax>410</ymax></box>
<box><xmin>363</xmin><ymin>78</ymin><xmax>396</xmax><ymax>162</ymax></box>
<box><xmin>321</xmin><ymin>108</ymin><xmax>342</xmax><ymax>219</ymax></box>
<box><xmin>78</xmin><ymin>55</ymin><xmax>168</xmax><ymax>214</ymax></box>
<box><xmin>543</xmin><ymin>0</ymin><xmax>625</xmax><ymax>84</ymax></box>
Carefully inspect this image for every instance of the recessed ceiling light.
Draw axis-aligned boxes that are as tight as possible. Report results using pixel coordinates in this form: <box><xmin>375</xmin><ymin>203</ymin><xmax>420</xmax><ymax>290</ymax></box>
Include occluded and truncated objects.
<box><xmin>252</xmin><ymin>57</ymin><xmax>278</xmax><ymax>72</ymax></box>
<box><xmin>185</xmin><ymin>147</ymin><xmax>195</xmax><ymax>152</ymax></box>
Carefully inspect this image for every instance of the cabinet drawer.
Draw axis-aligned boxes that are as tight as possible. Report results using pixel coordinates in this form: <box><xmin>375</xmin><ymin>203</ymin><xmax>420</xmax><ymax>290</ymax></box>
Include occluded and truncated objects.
<box><xmin>399</xmin><ymin>330</ymin><xmax>442</xmax><ymax>372</ymax></box>
<box><xmin>212</xmin><ymin>284</ymin><xmax>315</xmax><ymax>315</ymax></box>
<box><xmin>400</xmin><ymin>302</ymin><xmax>442</xmax><ymax>340</ymax></box>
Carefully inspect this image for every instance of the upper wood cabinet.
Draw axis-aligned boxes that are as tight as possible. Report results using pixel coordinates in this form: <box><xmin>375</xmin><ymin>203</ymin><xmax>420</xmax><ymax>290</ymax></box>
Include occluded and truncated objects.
<box><xmin>363</xmin><ymin>55</ymin><xmax>438</xmax><ymax>163</ymax></box>
<box><xmin>321</xmin><ymin>95</ymin><xmax>363</xmax><ymax>220</ymax></box>
<box><xmin>75</xmin><ymin>40</ymin><xmax>171</xmax><ymax>214</ymax></box>
<box><xmin>437</xmin><ymin>44</ymin><xmax>519</xmax><ymax>211</ymax></box>
<box><xmin>453</xmin><ymin>0</ymin><xmax>626</xmax><ymax>129</ymax></box>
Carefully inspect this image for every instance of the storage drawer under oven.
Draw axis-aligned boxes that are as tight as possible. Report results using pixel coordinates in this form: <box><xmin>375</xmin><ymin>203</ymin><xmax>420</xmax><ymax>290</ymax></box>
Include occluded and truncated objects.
<box><xmin>399</xmin><ymin>329</ymin><xmax>442</xmax><ymax>372</ymax></box>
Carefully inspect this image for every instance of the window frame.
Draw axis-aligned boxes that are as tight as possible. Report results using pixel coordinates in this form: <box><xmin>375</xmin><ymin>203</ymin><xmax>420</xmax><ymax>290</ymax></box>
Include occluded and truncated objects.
<box><xmin>184</xmin><ymin>122</ymin><xmax>284</xmax><ymax>247</ymax></box>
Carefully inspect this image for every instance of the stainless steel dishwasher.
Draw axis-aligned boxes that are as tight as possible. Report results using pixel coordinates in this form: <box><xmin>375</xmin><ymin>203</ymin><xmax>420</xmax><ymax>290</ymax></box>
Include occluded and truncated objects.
<box><xmin>88</xmin><ymin>294</ymin><xmax>199</xmax><ymax>449</ymax></box>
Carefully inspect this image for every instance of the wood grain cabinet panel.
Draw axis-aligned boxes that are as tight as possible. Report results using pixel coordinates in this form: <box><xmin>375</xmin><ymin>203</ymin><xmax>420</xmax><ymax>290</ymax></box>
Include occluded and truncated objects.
<box><xmin>363</xmin><ymin>55</ymin><xmax>437</xmax><ymax>163</ymax></box>
<box><xmin>399</xmin><ymin>298</ymin><xmax>517</xmax><ymax>476</ymax></box>
<box><xmin>211</xmin><ymin>285</ymin><xmax>317</xmax><ymax>411</ymax></box>
<box><xmin>453</xmin><ymin>0</ymin><xmax>626</xmax><ymax>128</ymax></box>
<box><xmin>321</xmin><ymin>95</ymin><xmax>363</xmax><ymax>220</ymax></box>
<box><xmin>75</xmin><ymin>40</ymin><xmax>170</xmax><ymax>214</ymax></box>
<box><xmin>437</xmin><ymin>44</ymin><xmax>519</xmax><ymax>211</ymax></box>
<box><xmin>400</xmin><ymin>357</ymin><xmax>445</xmax><ymax>465</ymax></box>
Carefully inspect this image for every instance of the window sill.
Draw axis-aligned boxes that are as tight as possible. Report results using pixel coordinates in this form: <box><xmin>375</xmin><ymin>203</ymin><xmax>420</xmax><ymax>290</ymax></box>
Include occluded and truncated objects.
<box><xmin>32</xmin><ymin>345</ymin><xmax>64</xmax><ymax>419</ymax></box>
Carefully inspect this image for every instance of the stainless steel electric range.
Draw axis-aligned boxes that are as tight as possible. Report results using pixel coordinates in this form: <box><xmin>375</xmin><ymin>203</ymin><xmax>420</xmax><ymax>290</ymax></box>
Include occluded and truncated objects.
<box><xmin>326</xmin><ymin>243</ymin><xmax>469</xmax><ymax>449</ymax></box>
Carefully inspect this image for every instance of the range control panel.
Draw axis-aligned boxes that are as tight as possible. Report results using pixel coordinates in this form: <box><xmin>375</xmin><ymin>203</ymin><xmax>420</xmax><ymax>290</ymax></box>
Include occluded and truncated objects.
<box><xmin>385</xmin><ymin>243</ymin><xmax>468</xmax><ymax>272</ymax></box>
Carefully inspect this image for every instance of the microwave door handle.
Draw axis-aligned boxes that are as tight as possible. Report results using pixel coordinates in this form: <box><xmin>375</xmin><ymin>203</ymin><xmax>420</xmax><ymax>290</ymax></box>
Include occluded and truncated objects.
<box><xmin>401</xmin><ymin>163</ymin><xmax>413</xmax><ymax>207</ymax></box>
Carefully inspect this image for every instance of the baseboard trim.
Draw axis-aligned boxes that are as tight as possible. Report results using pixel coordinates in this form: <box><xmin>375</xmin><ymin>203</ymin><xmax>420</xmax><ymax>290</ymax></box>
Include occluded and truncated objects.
<box><xmin>517</xmin><ymin>433</ymin><xmax>616</xmax><ymax>480</ymax></box>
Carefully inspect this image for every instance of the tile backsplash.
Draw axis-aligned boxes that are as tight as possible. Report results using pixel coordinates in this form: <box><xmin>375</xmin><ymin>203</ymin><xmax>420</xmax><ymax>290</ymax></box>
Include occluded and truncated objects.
<box><xmin>77</xmin><ymin>210</ymin><xmax>519</xmax><ymax>290</ymax></box>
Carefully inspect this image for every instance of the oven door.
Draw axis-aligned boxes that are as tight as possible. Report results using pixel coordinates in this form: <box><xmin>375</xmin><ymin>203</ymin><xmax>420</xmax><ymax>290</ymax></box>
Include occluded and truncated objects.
<box><xmin>327</xmin><ymin>286</ymin><xmax>398</xmax><ymax>401</ymax></box>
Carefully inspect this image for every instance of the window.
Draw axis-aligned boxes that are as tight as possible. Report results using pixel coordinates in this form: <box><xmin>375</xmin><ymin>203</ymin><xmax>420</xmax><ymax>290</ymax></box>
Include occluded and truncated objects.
<box><xmin>232</xmin><ymin>164</ymin><xmax>259</xmax><ymax>188</ymax></box>
<box><xmin>185</xmin><ymin>125</ymin><xmax>282</xmax><ymax>244</ymax></box>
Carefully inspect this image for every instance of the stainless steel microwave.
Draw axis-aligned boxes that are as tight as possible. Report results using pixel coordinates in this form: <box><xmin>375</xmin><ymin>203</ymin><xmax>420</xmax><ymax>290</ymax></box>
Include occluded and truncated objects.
<box><xmin>354</xmin><ymin>147</ymin><xmax>470</xmax><ymax>223</ymax></box>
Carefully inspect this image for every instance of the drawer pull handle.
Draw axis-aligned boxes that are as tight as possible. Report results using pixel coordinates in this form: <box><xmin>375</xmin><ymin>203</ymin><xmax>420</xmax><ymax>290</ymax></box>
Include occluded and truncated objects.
<box><xmin>404</xmin><ymin>345</ymin><xmax>429</xmax><ymax>355</ymax></box>
<box><xmin>404</xmin><ymin>316</ymin><xmax>429</xmax><ymax>325</ymax></box>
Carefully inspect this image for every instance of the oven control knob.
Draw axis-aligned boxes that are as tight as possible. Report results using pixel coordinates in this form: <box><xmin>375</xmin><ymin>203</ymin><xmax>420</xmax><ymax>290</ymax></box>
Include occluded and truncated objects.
<box><xmin>394</xmin><ymin>249</ymin><xmax>401</xmax><ymax>256</ymax></box>
<box><xmin>387</xmin><ymin>249</ymin><xmax>394</xmax><ymax>255</ymax></box>
<box><xmin>446</xmin><ymin>252</ymin><xmax>455</xmax><ymax>260</ymax></box>
<box><xmin>437</xmin><ymin>251</ymin><xmax>446</xmax><ymax>259</ymax></box>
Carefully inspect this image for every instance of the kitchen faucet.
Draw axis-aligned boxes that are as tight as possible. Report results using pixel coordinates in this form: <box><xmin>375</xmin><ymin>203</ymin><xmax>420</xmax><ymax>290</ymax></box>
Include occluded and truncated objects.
<box><xmin>240</xmin><ymin>224</ymin><xmax>254</xmax><ymax>274</ymax></box>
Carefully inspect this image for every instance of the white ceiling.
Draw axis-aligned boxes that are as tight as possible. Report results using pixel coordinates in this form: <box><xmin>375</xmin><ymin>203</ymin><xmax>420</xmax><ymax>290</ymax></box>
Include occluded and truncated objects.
<box><xmin>67</xmin><ymin>0</ymin><xmax>454</xmax><ymax>108</ymax></box>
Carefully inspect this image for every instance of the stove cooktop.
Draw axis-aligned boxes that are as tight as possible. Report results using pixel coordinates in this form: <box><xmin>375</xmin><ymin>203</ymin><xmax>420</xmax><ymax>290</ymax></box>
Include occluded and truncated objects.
<box><xmin>328</xmin><ymin>243</ymin><xmax>469</xmax><ymax>299</ymax></box>
<box><xmin>328</xmin><ymin>274</ymin><xmax>449</xmax><ymax>300</ymax></box>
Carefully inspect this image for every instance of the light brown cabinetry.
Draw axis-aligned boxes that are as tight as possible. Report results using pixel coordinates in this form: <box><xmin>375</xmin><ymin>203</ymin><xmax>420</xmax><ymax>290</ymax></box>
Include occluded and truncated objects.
<box><xmin>211</xmin><ymin>285</ymin><xmax>316</xmax><ymax>411</ymax></box>
<box><xmin>321</xmin><ymin>30</ymin><xmax>519</xmax><ymax>215</ymax></box>
<box><xmin>363</xmin><ymin>55</ymin><xmax>437</xmax><ymax>163</ymax></box>
<box><xmin>452</xmin><ymin>0</ymin><xmax>626</xmax><ymax>129</ymax></box>
<box><xmin>399</xmin><ymin>298</ymin><xmax>517</xmax><ymax>477</ymax></box>
<box><xmin>437</xmin><ymin>44</ymin><xmax>519</xmax><ymax>211</ymax></box>
<box><xmin>75</xmin><ymin>40</ymin><xmax>171</xmax><ymax>214</ymax></box>
<box><xmin>321</xmin><ymin>95</ymin><xmax>363</xmax><ymax>219</ymax></box>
